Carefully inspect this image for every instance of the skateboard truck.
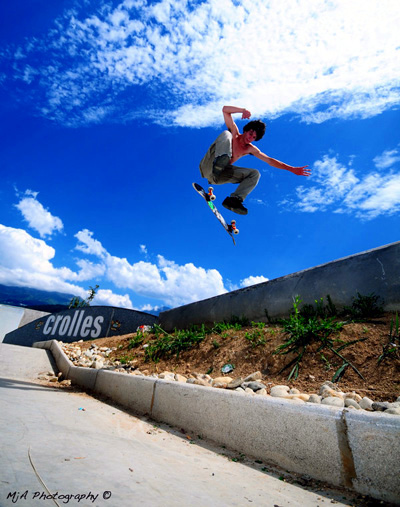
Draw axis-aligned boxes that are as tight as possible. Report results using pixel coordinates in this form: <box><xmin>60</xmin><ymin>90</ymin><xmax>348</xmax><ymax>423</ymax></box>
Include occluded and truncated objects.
<box><xmin>208</xmin><ymin>186</ymin><xmax>216</xmax><ymax>201</ymax></box>
<box><xmin>229</xmin><ymin>220</ymin><xmax>239</xmax><ymax>235</ymax></box>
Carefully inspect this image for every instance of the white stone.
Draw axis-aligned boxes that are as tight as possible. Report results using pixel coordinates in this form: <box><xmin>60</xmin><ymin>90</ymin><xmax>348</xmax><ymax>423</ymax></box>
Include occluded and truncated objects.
<box><xmin>270</xmin><ymin>385</ymin><xmax>290</xmax><ymax>397</ymax></box>
<box><xmin>359</xmin><ymin>397</ymin><xmax>374</xmax><ymax>411</ymax></box>
<box><xmin>345</xmin><ymin>398</ymin><xmax>360</xmax><ymax>409</ymax></box>
<box><xmin>321</xmin><ymin>397</ymin><xmax>344</xmax><ymax>407</ymax></box>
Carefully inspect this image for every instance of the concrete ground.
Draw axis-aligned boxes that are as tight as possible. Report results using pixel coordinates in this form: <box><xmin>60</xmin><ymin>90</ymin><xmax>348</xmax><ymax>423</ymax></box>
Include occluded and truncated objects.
<box><xmin>0</xmin><ymin>345</ymin><xmax>367</xmax><ymax>507</ymax></box>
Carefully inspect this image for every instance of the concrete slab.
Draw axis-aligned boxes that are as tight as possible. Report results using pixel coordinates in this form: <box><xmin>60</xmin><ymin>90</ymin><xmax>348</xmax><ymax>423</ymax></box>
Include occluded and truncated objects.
<box><xmin>151</xmin><ymin>381</ymin><xmax>345</xmax><ymax>486</ymax></box>
<box><xmin>345</xmin><ymin>409</ymin><xmax>400</xmax><ymax>503</ymax></box>
<box><xmin>94</xmin><ymin>370</ymin><xmax>155</xmax><ymax>415</ymax></box>
<box><xmin>0</xmin><ymin>378</ymin><xmax>359</xmax><ymax>506</ymax></box>
<box><xmin>0</xmin><ymin>344</ymin><xmax>57</xmax><ymax>380</ymax></box>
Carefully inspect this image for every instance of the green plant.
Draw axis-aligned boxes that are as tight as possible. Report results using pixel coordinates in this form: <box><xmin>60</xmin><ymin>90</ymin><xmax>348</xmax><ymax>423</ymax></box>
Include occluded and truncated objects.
<box><xmin>69</xmin><ymin>284</ymin><xmax>99</xmax><ymax>309</ymax></box>
<box><xmin>346</xmin><ymin>292</ymin><xmax>384</xmax><ymax>319</ymax></box>
<box><xmin>245</xmin><ymin>329</ymin><xmax>267</xmax><ymax>348</ymax></box>
<box><xmin>144</xmin><ymin>324</ymin><xmax>207</xmax><ymax>362</ymax></box>
<box><xmin>378</xmin><ymin>312</ymin><xmax>399</xmax><ymax>364</ymax></box>
<box><xmin>275</xmin><ymin>296</ymin><xmax>364</xmax><ymax>381</ymax></box>
<box><xmin>128</xmin><ymin>332</ymin><xmax>145</xmax><ymax>350</ymax></box>
<box><xmin>211</xmin><ymin>316</ymin><xmax>249</xmax><ymax>334</ymax></box>
<box><xmin>212</xmin><ymin>339</ymin><xmax>220</xmax><ymax>349</ymax></box>
<box><xmin>251</xmin><ymin>321</ymin><xmax>266</xmax><ymax>329</ymax></box>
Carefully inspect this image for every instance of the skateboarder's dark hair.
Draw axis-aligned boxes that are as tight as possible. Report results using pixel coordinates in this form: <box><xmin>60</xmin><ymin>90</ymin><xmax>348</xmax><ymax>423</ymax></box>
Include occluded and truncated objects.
<box><xmin>243</xmin><ymin>120</ymin><xmax>266</xmax><ymax>141</ymax></box>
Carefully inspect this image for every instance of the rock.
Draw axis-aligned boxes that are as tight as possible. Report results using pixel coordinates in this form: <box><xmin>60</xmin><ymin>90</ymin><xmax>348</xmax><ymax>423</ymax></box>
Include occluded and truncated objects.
<box><xmin>308</xmin><ymin>374</ymin><xmax>316</xmax><ymax>381</ymax></box>
<box><xmin>286</xmin><ymin>398</ymin><xmax>305</xmax><ymax>404</ymax></box>
<box><xmin>244</xmin><ymin>388</ymin><xmax>255</xmax><ymax>395</ymax></box>
<box><xmin>293</xmin><ymin>393</ymin><xmax>310</xmax><ymax>402</ymax></box>
<box><xmin>321</xmin><ymin>397</ymin><xmax>344</xmax><ymax>407</ymax></box>
<box><xmin>174</xmin><ymin>374</ymin><xmax>187</xmax><ymax>383</ymax></box>
<box><xmin>270</xmin><ymin>385</ymin><xmax>290</xmax><ymax>397</ymax></box>
<box><xmin>255</xmin><ymin>388</ymin><xmax>267</xmax><ymax>395</ymax></box>
<box><xmin>159</xmin><ymin>372</ymin><xmax>175</xmax><ymax>381</ymax></box>
<box><xmin>192</xmin><ymin>378</ymin><xmax>210</xmax><ymax>387</ymax></box>
<box><xmin>345</xmin><ymin>398</ymin><xmax>360</xmax><ymax>409</ymax></box>
<box><xmin>235</xmin><ymin>388</ymin><xmax>246</xmax><ymax>395</ymax></box>
<box><xmin>212</xmin><ymin>382</ymin><xmax>227</xmax><ymax>389</ymax></box>
<box><xmin>321</xmin><ymin>380</ymin><xmax>338</xmax><ymax>390</ymax></box>
<box><xmin>227</xmin><ymin>378</ymin><xmax>244</xmax><ymax>389</ymax></box>
<box><xmin>307</xmin><ymin>394</ymin><xmax>322</xmax><ymax>404</ymax></box>
<box><xmin>243</xmin><ymin>371</ymin><xmax>262</xmax><ymax>382</ymax></box>
<box><xmin>372</xmin><ymin>402</ymin><xmax>390</xmax><ymax>412</ymax></box>
<box><xmin>60</xmin><ymin>380</ymin><xmax>71</xmax><ymax>386</ymax></box>
<box><xmin>359</xmin><ymin>397</ymin><xmax>374</xmax><ymax>411</ymax></box>
<box><xmin>344</xmin><ymin>392</ymin><xmax>362</xmax><ymax>403</ymax></box>
<box><xmin>320</xmin><ymin>386</ymin><xmax>344</xmax><ymax>399</ymax></box>
<box><xmin>242</xmin><ymin>381</ymin><xmax>266</xmax><ymax>392</ymax></box>
<box><xmin>385</xmin><ymin>408</ymin><xmax>400</xmax><ymax>415</ymax></box>
<box><xmin>289</xmin><ymin>388</ymin><xmax>301</xmax><ymax>394</ymax></box>
<box><xmin>91</xmin><ymin>360</ymin><xmax>104</xmax><ymax>369</ymax></box>
<box><xmin>212</xmin><ymin>376</ymin><xmax>233</xmax><ymax>387</ymax></box>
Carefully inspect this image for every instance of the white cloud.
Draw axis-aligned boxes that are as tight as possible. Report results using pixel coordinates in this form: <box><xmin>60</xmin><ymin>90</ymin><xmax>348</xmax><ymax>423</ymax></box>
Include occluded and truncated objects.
<box><xmin>0</xmin><ymin>224</ymin><xmax>131</xmax><ymax>307</ymax></box>
<box><xmin>92</xmin><ymin>289</ymin><xmax>133</xmax><ymax>308</ymax></box>
<box><xmin>74</xmin><ymin>229</ymin><xmax>227</xmax><ymax>307</ymax></box>
<box><xmin>373</xmin><ymin>146</ymin><xmax>400</xmax><ymax>170</ymax></box>
<box><xmin>0</xmin><ymin>224</ymin><xmax>82</xmax><ymax>295</ymax></box>
<box><xmin>240</xmin><ymin>275</ymin><xmax>269</xmax><ymax>288</ymax></box>
<box><xmin>15</xmin><ymin>191</ymin><xmax>63</xmax><ymax>238</ymax></box>
<box><xmin>75</xmin><ymin>229</ymin><xmax>107</xmax><ymax>257</ymax></box>
<box><xmin>284</xmin><ymin>152</ymin><xmax>400</xmax><ymax>220</ymax></box>
<box><xmin>4</xmin><ymin>0</ymin><xmax>400</xmax><ymax>127</ymax></box>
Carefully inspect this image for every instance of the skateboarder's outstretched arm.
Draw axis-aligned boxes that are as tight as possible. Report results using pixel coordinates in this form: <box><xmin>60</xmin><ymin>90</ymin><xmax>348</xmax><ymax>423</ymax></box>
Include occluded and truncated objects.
<box><xmin>250</xmin><ymin>145</ymin><xmax>311</xmax><ymax>177</ymax></box>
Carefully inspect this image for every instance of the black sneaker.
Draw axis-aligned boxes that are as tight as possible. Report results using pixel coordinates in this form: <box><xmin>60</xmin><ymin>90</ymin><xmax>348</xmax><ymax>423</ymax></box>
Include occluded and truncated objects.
<box><xmin>222</xmin><ymin>196</ymin><xmax>248</xmax><ymax>215</ymax></box>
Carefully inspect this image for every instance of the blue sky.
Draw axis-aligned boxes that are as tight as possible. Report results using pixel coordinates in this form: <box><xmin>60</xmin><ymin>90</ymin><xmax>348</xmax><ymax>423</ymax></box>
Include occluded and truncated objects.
<box><xmin>0</xmin><ymin>0</ymin><xmax>399</xmax><ymax>313</ymax></box>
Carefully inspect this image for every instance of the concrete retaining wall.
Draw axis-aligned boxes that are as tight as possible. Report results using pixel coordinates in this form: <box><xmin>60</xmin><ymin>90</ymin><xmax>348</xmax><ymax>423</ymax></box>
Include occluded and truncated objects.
<box><xmin>33</xmin><ymin>339</ymin><xmax>400</xmax><ymax>504</ymax></box>
<box><xmin>0</xmin><ymin>305</ymin><xmax>49</xmax><ymax>342</ymax></box>
<box><xmin>159</xmin><ymin>241</ymin><xmax>400</xmax><ymax>331</ymax></box>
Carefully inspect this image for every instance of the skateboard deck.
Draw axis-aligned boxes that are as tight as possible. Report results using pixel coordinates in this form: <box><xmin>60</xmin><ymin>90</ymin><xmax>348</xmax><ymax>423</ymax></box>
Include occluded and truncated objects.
<box><xmin>192</xmin><ymin>182</ymin><xmax>238</xmax><ymax>245</ymax></box>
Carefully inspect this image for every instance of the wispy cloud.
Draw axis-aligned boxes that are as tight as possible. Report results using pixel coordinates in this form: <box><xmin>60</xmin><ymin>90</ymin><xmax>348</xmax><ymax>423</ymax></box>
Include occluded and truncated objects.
<box><xmin>15</xmin><ymin>190</ymin><xmax>63</xmax><ymax>238</ymax></box>
<box><xmin>373</xmin><ymin>146</ymin><xmax>400</xmax><ymax>170</ymax></box>
<box><xmin>283</xmin><ymin>147</ymin><xmax>400</xmax><ymax>220</ymax></box>
<box><xmin>3</xmin><ymin>0</ymin><xmax>400</xmax><ymax>127</ymax></box>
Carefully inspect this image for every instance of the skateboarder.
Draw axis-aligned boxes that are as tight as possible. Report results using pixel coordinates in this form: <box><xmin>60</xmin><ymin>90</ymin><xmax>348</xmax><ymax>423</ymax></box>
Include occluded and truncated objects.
<box><xmin>199</xmin><ymin>105</ymin><xmax>311</xmax><ymax>215</ymax></box>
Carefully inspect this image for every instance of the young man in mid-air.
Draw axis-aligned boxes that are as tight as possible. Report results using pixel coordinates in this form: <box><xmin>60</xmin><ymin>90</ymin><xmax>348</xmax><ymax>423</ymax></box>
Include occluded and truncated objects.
<box><xmin>199</xmin><ymin>105</ymin><xmax>311</xmax><ymax>215</ymax></box>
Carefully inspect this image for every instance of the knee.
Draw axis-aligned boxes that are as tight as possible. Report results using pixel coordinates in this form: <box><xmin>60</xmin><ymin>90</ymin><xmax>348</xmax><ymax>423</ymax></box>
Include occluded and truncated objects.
<box><xmin>252</xmin><ymin>169</ymin><xmax>261</xmax><ymax>182</ymax></box>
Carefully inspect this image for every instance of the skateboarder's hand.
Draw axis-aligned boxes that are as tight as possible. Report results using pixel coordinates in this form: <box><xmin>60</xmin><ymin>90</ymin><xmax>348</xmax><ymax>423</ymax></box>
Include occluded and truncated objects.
<box><xmin>241</xmin><ymin>109</ymin><xmax>251</xmax><ymax>120</ymax></box>
<box><xmin>290</xmin><ymin>165</ymin><xmax>311</xmax><ymax>176</ymax></box>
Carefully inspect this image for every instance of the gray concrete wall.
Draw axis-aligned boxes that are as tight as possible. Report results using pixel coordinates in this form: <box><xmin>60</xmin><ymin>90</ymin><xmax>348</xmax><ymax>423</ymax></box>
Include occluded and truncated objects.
<box><xmin>159</xmin><ymin>241</ymin><xmax>400</xmax><ymax>331</ymax></box>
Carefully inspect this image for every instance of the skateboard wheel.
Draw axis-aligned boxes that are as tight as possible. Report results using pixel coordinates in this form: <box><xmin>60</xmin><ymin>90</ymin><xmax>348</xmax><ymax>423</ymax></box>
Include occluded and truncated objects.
<box><xmin>210</xmin><ymin>194</ymin><xmax>216</xmax><ymax>201</ymax></box>
<box><xmin>233</xmin><ymin>228</ymin><xmax>239</xmax><ymax>235</ymax></box>
<box><xmin>208</xmin><ymin>187</ymin><xmax>216</xmax><ymax>201</ymax></box>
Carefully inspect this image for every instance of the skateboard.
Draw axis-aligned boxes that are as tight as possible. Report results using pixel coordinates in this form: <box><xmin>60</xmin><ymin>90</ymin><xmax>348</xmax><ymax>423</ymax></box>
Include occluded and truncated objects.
<box><xmin>192</xmin><ymin>182</ymin><xmax>239</xmax><ymax>245</ymax></box>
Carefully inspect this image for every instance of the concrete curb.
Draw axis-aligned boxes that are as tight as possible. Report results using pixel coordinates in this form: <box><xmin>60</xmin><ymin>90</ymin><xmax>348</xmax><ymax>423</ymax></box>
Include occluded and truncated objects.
<box><xmin>33</xmin><ymin>340</ymin><xmax>400</xmax><ymax>504</ymax></box>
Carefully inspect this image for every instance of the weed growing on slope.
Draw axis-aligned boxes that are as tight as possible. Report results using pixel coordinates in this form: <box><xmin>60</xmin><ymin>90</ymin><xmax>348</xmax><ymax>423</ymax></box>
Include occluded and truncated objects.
<box><xmin>274</xmin><ymin>296</ymin><xmax>366</xmax><ymax>381</ymax></box>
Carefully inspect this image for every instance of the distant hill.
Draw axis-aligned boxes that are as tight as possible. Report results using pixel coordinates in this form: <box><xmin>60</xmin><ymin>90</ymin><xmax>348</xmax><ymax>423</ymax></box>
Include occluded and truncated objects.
<box><xmin>146</xmin><ymin>306</ymin><xmax>170</xmax><ymax>316</ymax></box>
<box><xmin>0</xmin><ymin>284</ymin><xmax>72</xmax><ymax>313</ymax></box>
<box><xmin>0</xmin><ymin>284</ymin><xmax>170</xmax><ymax>315</ymax></box>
